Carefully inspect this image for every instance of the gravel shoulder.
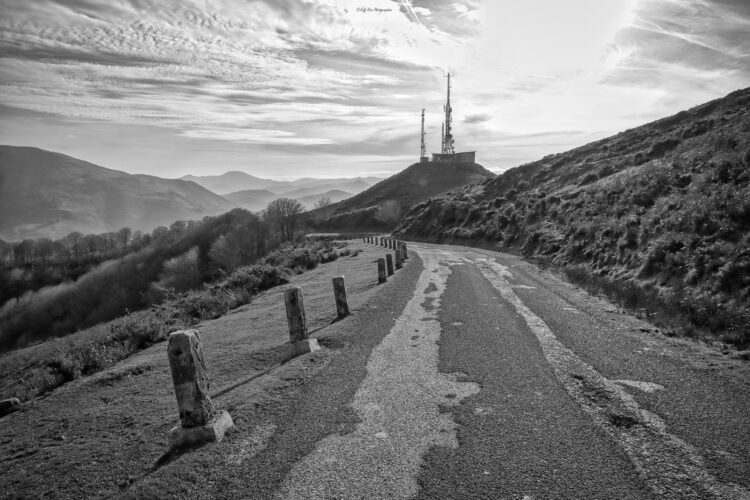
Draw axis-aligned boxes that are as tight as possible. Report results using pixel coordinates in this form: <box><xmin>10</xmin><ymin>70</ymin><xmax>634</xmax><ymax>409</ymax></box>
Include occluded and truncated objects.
<box><xmin>0</xmin><ymin>241</ymin><xmax>418</xmax><ymax>500</ymax></box>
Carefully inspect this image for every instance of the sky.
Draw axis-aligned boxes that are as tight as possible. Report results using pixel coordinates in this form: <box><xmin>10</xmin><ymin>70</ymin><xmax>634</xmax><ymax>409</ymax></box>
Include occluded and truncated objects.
<box><xmin>1</xmin><ymin>0</ymin><xmax>749</xmax><ymax>180</ymax></box>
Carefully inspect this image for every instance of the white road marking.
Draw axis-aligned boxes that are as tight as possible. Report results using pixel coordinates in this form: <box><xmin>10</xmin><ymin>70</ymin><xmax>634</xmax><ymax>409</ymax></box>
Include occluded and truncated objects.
<box><xmin>614</xmin><ymin>380</ymin><xmax>665</xmax><ymax>393</ymax></box>
<box><xmin>512</xmin><ymin>285</ymin><xmax>536</xmax><ymax>290</ymax></box>
<box><xmin>276</xmin><ymin>249</ymin><xmax>479</xmax><ymax>499</ymax></box>
<box><xmin>472</xmin><ymin>255</ymin><xmax>749</xmax><ymax>499</ymax></box>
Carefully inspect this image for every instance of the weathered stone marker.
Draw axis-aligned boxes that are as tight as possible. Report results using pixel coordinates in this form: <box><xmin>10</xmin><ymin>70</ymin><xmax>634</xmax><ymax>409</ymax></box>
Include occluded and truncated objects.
<box><xmin>395</xmin><ymin>248</ymin><xmax>403</xmax><ymax>269</ymax></box>
<box><xmin>386</xmin><ymin>254</ymin><xmax>394</xmax><ymax>276</ymax></box>
<box><xmin>332</xmin><ymin>276</ymin><xmax>349</xmax><ymax>318</ymax></box>
<box><xmin>378</xmin><ymin>258</ymin><xmax>387</xmax><ymax>284</ymax></box>
<box><xmin>167</xmin><ymin>330</ymin><xmax>233</xmax><ymax>448</ymax></box>
<box><xmin>402</xmin><ymin>242</ymin><xmax>408</xmax><ymax>259</ymax></box>
<box><xmin>284</xmin><ymin>287</ymin><xmax>320</xmax><ymax>356</ymax></box>
<box><xmin>0</xmin><ymin>397</ymin><xmax>21</xmax><ymax>417</ymax></box>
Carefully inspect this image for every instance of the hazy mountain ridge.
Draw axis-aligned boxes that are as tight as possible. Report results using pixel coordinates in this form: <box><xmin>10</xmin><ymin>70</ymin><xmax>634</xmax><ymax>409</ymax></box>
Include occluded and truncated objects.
<box><xmin>0</xmin><ymin>146</ymin><xmax>237</xmax><ymax>241</ymax></box>
<box><xmin>310</xmin><ymin>160</ymin><xmax>495</xmax><ymax>231</ymax></box>
<box><xmin>182</xmin><ymin>171</ymin><xmax>381</xmax><ymax>196</ymax></box>
<box><xmin>395</xmin><ymin>87</ymin><xmax>750</xmax><ymax>346</ymax></box>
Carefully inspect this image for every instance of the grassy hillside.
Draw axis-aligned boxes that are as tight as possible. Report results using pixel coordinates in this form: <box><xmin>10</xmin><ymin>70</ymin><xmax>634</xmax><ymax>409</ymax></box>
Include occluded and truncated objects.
<box><xmin>311</xmin><ymin>160</ymin><xmax>494</xmax><ymax>231</ymax></box>
<box><xmin>0</xmin><ymin>146</ymin><xmax>237</xmax><ymax>240</ymax></box>
<box><xmin>396</xmin><ymin>87</ymin><xmax>750</xmax><ymax>347</ymax></box>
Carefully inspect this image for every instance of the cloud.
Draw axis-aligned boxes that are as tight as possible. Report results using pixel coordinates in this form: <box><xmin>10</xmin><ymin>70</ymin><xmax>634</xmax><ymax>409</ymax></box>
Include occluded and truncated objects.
<box><xmin>179</xmin><ymin>128</ymin><xmax>334</xmax><ymax>145</ymax></box>
<box><xmin>463</xmin><ymin>113</ymin><xmax>492</xmax><ymax>124</ymax></box>
<box><xmin>1</xmin><ymin>0</ymin><xmax>748</xmax><ymax>179</ymax></box>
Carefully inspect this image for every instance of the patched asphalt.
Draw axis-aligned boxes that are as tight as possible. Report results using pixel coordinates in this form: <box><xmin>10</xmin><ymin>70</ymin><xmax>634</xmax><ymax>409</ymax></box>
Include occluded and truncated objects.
<box><xmin>416</xmin><ymin>261</ymin><xmax>653</xmax><ymax>499</ymax></box>
<box><xmin>204</xmin><ymin>251</ymin><xmax>425</xmax><ymax>498</ymax></box>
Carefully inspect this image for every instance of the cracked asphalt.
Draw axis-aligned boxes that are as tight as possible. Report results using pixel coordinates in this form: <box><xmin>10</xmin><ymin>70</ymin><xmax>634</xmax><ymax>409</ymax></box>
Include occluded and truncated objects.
<box><xmin>268</xmin><ymin>242</ymin><xmax>750</xmax><ymax>499</ymax></box>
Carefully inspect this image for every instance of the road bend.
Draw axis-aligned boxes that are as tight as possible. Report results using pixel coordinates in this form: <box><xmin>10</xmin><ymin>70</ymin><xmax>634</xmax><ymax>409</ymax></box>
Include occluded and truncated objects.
<box><xmin>273</xmin><ymin>242</ymin><xmax>750</xmax><ymax>499</ymax></box>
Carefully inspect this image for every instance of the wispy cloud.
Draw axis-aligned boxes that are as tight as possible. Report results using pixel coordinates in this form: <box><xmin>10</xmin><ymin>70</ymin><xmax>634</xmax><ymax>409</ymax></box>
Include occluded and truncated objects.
<box><xmin>0</xmin><ymin>0</ymin><xmax>747</xmax><ymax>178</ymax></box>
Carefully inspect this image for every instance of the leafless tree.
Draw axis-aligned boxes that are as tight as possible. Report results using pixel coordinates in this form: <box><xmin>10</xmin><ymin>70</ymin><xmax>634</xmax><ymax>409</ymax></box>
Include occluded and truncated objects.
<box><xmin>266</xmin><ymin>197</ymin><xmax>305</xmax><ymax>241</ymax></box>
<box><xmin>314</xmin><ymin>196</ymin><xmax>334</xmax><ymax>220</ymax></box>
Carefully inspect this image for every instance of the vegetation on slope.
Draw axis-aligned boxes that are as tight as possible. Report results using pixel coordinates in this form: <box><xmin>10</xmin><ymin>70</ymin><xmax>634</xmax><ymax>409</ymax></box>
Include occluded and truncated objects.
<box><xmin>396</xmin><ymin>88</ymin><xmax>750</xmax><ymax>347</ymax></box>
<box><xmin>0</xmin><ymin>238</ymin><xmax>354</xmax><ymax>402</ymax></box>
<box><xmin>309</xmin><ymin>160</ymin><xmax>494</xmax><ymax>231</ymax></box>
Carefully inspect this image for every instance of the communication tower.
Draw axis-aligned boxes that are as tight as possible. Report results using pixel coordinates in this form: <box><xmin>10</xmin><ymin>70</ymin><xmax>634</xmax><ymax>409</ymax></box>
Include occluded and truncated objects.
<box><xmin>441</xmin><ymin>72</ymin><xmax>455</xmax><ymax>155</ymax></box>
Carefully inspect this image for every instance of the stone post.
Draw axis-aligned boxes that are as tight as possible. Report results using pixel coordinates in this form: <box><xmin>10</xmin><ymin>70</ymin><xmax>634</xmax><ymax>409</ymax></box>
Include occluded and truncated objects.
<box><xmin>167</xmin><ymin>330</ymin><xmax>233</xmax><ymax>447</ymax></box>
<box><xmin>378</xmin><ymin>258</ymin><xmax>387</xmax><ymax>284</ymax></box>
<box><xmin>0</xmin><ymin>398</ymin><xmax>21</xmax><ymax>417</ymax></box>
<box><xmin>332</xmin><ymin>276</ymin><xmax>349</xmax><ymax>318</ymax></box>
<box><xmin>284</xmin><ymin>287</ymin><xmax>320</xmax><ymax>356</ymax></box>
<box><xmin>386</xmin><ymin>254</ymin><xmax>394</xmax><ymax>276</ymax></box>
<box><xmin>395</xmin><ymin>248</ymin><xmax>403</xmax><ymax>269</ymax></box>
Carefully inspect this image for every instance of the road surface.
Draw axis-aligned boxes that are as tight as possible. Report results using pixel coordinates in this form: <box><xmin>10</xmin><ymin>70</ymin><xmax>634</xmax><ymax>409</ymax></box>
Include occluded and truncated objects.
<box><xmin>218</xmin><ymin>242</ymin><xmax>750</xmax><ymax>499</ymax></box>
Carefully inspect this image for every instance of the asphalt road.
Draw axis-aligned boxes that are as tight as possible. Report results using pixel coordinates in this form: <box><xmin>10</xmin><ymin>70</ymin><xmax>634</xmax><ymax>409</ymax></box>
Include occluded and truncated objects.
<box><xmin>230</xmin><ymin>242</ymin><xmax>750</xmax><ymax>499</ymax></box>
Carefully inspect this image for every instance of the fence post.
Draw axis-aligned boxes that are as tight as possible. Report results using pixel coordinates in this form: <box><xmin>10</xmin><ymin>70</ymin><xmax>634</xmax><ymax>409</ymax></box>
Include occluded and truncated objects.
<box><xmin>395</xmin><ymin>248</ymin><xmax>403</xmax><ymax>269</ymax></box>
<box><xmin>0</xmin><ymin>398</ymin><xmax>20</xmax><ymax>417</ymax></box>
<box><xmin>284</xmin><ymin>287</ymin><xmax>320</xmax><ymax>356</ymax></box>
<box><xmin>402</xmin><ymin>242</ymin><xmax>408</xmax><ymax>259</ymax></box>
<box><xmin>167</xmin><ymin>330</ymin><xmax>233</xmax><ymax>447</ymax></box>
<box><xmin>378</xmin><ymin>258</ymin><xmax>387</xmax><ymax>284</ymax></box>
<box><xmin>386</xmin><ymin>254</ymin><xmax>394</xmax><ymax>276</ymax></box>
<box><xmin>332</xmin><ymin>276</ymin><xmax>349</xmax><ymax>318</ymax></box>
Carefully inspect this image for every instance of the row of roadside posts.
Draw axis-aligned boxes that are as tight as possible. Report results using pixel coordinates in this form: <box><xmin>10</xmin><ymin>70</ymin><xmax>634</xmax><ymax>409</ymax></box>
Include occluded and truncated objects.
<box><xmin>162</xmin><ymin>235</ymin><xmax>408</xmax><ymax>449</ymax></box>
<box><xmin>363</xmin><ymin>235</ymin><xmax>409</xmax><ymax>284</ymax></box>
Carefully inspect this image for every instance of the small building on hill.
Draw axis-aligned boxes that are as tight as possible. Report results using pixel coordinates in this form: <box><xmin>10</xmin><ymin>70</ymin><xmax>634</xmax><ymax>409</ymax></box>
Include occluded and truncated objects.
<box><xmin>432</xmin><ymin>151</ymin><xmax>475</xmax><ymax>163</ymax></box>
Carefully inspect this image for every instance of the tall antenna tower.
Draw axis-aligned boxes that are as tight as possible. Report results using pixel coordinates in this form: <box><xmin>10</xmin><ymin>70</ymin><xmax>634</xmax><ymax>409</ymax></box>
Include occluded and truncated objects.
<box><xmin>441</xmin><ymin>72</ymin><xmax>455</xmax><ymax>155</ymax></box>
<box><xmin>420</xmin><ymin>108</ymin><xmax>427</xmax><ymax>161</ymax></box>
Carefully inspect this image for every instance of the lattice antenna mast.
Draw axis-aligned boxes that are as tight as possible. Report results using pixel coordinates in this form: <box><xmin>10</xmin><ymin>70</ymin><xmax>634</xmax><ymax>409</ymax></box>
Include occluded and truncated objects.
<box><xmin>420</xmin><ymin>108</ymin><xmax>427</xmax><ymax>159</ymax></box>
<box><xmin>441</xmin><ymin>72</ymin><xmax>455</xmax><ymax>154</ymax></box>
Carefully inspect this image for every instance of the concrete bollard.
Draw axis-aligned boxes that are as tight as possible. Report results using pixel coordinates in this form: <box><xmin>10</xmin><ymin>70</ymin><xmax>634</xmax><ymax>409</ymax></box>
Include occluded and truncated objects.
<box><xmin>389</xmin><ymin>239</ymin><xmax>393</xmax><ymax>249</ymax></box>
<box><xmin>0</xmin><ymin>397</ymin><xmax>21</xmax><ymax>417</ymax></box>
<box><xmin>378</xmin><ymin>258</ymin><xmax>387</xmax><ymax>284</ymax></box>
<box><xmin>284</xmin><ymin>287</ymin><xmax>320</xmax><ymax>356</ymax></box>
<box><xmin>167</xmin><ymin>330</ymin><xmax>233</xmax><ymax>447</ymax></box>
<box><xmin>386</xmin><ymin>254</ymin><xmax>394</xmax><ymax>276</ymax></box>
<box><xmin>395</xmin><ymin>248</ymin><xmax>403</xmax><ymax>269</ymax></box>
<box><xmin>402</xmin><ymin>242</ymin><xmax>408</xmax><ymax>259</ymax></box>
<box><xmin>332</xmin><ymin>276</ymin><xmax>349</xmax><ymax>318</ymax></box>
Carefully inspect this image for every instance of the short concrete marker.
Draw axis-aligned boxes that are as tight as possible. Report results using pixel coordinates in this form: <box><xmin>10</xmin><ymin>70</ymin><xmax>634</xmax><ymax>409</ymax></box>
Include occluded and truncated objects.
<box><xmin>386</xmin><ymin>254</ymin><xmax>394</xmax><ymax>276</ymax></box>
<box><xmin>378</xmin><ymin>258</ymin><xmax>387</xmax><ymax>284</ymax></box>
<box><xmin>167</xmin><ymin>330</ymin><xmax>233</xmax><ymax>448</ymax></box>
<box><xmin>284</xmin><ymin>287</ymin><xmax>320</xmax><ymax>356</ymax></box>
<box><xmin>395</xmin><ymin>248</ymin><xmax>403</xmax><ymax>269</ymax></box>
<box><xmin>0</xmin><ymin>397</ymin><xmax>21</xmax><ymax>417</ymax></box>
<box><xmin>332</xmin><ymin>276</ymin><xmax>350</xmax><ymax>319</ymax></box>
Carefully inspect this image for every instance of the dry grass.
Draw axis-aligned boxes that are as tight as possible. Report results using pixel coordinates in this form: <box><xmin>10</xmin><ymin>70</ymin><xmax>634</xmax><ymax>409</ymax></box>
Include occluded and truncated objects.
<box><xmin>397</xmin><ymin>87</ymin><xmax>750</xmax><ymax>348</ymax></box>
<box><xmin>0</xmin><ymin>239</ymin><xmax>351</xmax><ymax>402</ymax></box>
<box><xmin>0</xmin><ymin>239</ymin><xmax>407</xmax><ymax>499</ymax></box>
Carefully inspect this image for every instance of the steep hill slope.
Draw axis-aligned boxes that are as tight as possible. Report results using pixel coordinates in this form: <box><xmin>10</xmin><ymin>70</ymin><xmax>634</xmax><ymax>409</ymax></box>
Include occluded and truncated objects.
<box><xmin>0</xmin><ymin>146</ymin><xmax>237</xmax><ymax>241</ymax></box>
<box><xmin>396</xmin><ymin>87</ymin><xmax>750</xmax><ymax>346</ymax></box>
<box><xmin>311</xmin><ymin>160</ymin><xmax>494</xmax><ymax>231</ymax></box>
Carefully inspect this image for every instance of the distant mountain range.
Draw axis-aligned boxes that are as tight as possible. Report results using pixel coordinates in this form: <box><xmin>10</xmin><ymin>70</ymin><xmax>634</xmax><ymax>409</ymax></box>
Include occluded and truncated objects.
<box><xmin>0</xmin><ymin>146</ymin><xmax>237</xmax><ymax>241</ymax></box>
<box><xmin>0</xmin><ymin>146</ymin><xmax>384</xmax><ymax>241</ymax></box>
<box><xmin>181</xmin><ymin>171</ymin><xmax>380</xmax><ymax>196</ymax></box>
